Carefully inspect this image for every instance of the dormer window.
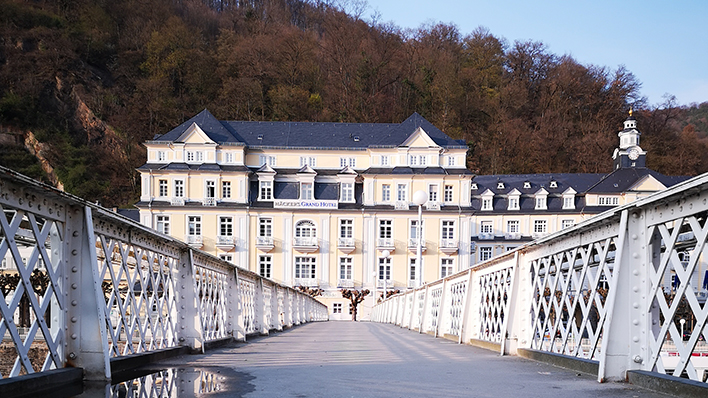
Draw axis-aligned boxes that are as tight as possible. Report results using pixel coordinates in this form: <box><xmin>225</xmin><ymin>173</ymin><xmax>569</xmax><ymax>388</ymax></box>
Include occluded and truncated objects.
<box><xmin>549</xmin><ymin>180</ymin><xmax>558</xmax><ymax>189</ymax></box>
<box><xmin>508</xmin><ymin>197</ymin><xmax>519</xmax><ymax>210</ymax></box>
<box><xmin>471</xmin><ymin>183</ymin><xmax>478</xmax><ymax>190</ymax></box>
<box><xmin>301</xmin><ymin>182</ymin><xmax>313</xmax><ymax>200</ymax></box>
<box><xmin>408</xmin><ymin>155</ymin><xmax>427</xmax><ymax>166</ymax></box>
<box><xmin>482</xmin><ymin>197</ymin><xmax>493</xmax><ymax>211</ymax></box>
<box><xmin>562</xmin><ymin>188</ymin><xmax>576</xmax><ymax>210</ymax></box>
<box><xmin>523</xmin><ymin>181</ymin><xmax>531</xmax><ymax>189</ymax></box>
<box><xmin>224</xmin><ymin>152</ymin><xmax>234</xmax><ymax>164</ymax></box>
<box><xmin>447</xmin><ymin>156</ymin><xmax>456</xmax><ymax>166</ymax></box>
<box><xmin>260</xmin><ymin>155</ymin><xmax>276</xmax><ymax>167</ymax></box>
<box><xmin>497</xmin><ymin>182</ymin><xmax>505</xmax><ymax>190</ymax></box>
<box><xmin>300</xmin><ymin>157</ymin><xmax>316</xmax><ymax>167</ymax></box>
<box><xmin>259</xmin><ymin>181</ymin><xmax>273</xmax><ymax>201</ymax></box>
<box><xmin>186</xmin><ymin>151</ymin><xmax>203</xmax><ymax>163</ymax></box>
<box><xmin>157</xmin><ymin>151</ymin><xmax>166</xmax><ymax>162</ymax></box>
<box><xmin>340</xmin><ymin>157</ymin><xmax>356</xmax><ymax>168</ymax></box>
<box><xmin>535</xmin><ymin>196</ymin><xmax>546</xmax><ymax>210</ymax></box>
<box><xmin>340</xmin><ymin>182</ymin><xmax>354</xmax><ymax>202</ymax></box>
<box><xmin>381</xmin><ymin>155</ymin><xmax>390</xmax><ymax>166</ymax></box>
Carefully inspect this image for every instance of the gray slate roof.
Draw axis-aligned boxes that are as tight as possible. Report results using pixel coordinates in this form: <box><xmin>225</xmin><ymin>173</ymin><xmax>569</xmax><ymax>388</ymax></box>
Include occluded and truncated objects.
<box><xmin>151</xmin><ymin>110</ymin><xmax>467</xmax><ymax>149</ymax></box>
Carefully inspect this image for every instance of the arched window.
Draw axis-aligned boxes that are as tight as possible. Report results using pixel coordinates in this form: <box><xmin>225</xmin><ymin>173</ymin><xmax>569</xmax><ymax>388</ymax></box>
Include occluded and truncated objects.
<box><xmin>295</xmin><ymin>220</ymin><xmax>316</xmax><ymax>238</ymax></box>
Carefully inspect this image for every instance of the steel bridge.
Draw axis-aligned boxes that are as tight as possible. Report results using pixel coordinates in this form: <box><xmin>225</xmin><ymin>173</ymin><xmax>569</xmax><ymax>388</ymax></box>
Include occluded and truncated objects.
<box><xmin>1</xmin><ymin>164</ymin><xmax>708</xmax><ymax>397</ymax></box>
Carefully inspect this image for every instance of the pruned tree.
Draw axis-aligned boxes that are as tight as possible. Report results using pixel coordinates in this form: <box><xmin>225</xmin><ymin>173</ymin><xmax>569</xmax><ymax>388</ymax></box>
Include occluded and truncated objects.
<box><xmin>341</xmin><ymin>288</ymin><xmax>370</xmax><ymax>321</ymax></box>
<box><xmin>297</xmin><ymin>285</ymin><xmax>324</xmax><ymax>297</ymax></box>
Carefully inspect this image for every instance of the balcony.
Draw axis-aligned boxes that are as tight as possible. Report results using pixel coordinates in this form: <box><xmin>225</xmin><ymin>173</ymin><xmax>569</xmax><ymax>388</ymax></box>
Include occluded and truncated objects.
<box><xmin>377</xmin><ymin>238</ymin><xmax>394</xmax><ymax>250</ymax></box>
<box><xmin>478</xmin><ymin>233</ymin><xmax>494</xmax><ymax>240</ymax></box>
<box><xmin>216</xmin><ymin>235</ymin><xmax>235</xmax><ymax>249</ymax></box>
<box><xmin>425</xmin><ymin>201</ymin><xmax>440</xmax><ymax>210</ymax></box>
<box><xmin>170</xmin><ymin>197</ymin><xmax>185</xmax><ymax>206</ymax></box>
<box><xmin>256</xmin><ymin>236</ymin><xmax>274</xmax><ymax>252</ymax></box>
<box><xmin>407</xmin><ymin>238</ymin><xmax>426</xmax><ymax>253</ymax></box>
<box><xmin>376</xmin><ymin>279</ymin><xmax>393</xmax><ymax>288</ymax></box>
<box><xmin>338</xmin><ymin>279</ymin><xmax>355</xmax><ymax>288</ymax></box>
<box><xmin>294</xmin><ymin>278</ymin><xmax>318</xmax><ymax>287</ymax></box>
<box><xmin>439</xmin><ymin>238</ymin><xmax>458</xmax><ymax>254</ymax></box>
<box><xmin>293</xmin><ymin>237</ymin><xmax>319</xmax><ymax>253</ymax></box>
<box><xmin>202</xmin><ymin>197</ymin><xmax>216</xmax><ymax>207</ymax></box>
<box><xmin>505</xmin><ymin>233</ymin><xmax>522</xmax><ymax>240</ymax></box>
<box><xmin>185</xmin><ymin>235</ymin><xmax>202</xmax><ymax>248</ymax></box>
<box><xmin>394</xmin><ymin>201</ymin><xmax>409</xmax><ymax>210</ymax></box>
<box><xmin>338</xmin><ymin>237</ymin><xmax>355</xmax><ymax>254</ymax></box>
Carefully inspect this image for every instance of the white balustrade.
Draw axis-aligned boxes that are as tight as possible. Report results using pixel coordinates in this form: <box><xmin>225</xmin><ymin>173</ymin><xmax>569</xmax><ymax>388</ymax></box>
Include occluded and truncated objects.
<box><xmin>0</xmin><ymin>166</ymin><xmax>327</xmax><ymax>384</ymax></box>
<box><xmin>372</xmin><ymin>171</ymin><xmax>708</xmax><ymax>386</ymax></box>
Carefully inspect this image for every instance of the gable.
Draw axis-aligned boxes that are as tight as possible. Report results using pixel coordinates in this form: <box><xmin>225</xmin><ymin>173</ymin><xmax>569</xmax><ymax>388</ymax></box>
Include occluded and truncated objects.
<box><xmin>628</xmin><ymin>174</ymin><xmax>667</xmax><ymax>192</ymax></box>
<box><xmin>400</xmin><ymin>127</ymin><xmax>440</xmax><ymax>148</ymax></box>
<box><xmin>177</xmin><ymin>123</ymin><xmax>215</xmax><ymax>144</ymax></box>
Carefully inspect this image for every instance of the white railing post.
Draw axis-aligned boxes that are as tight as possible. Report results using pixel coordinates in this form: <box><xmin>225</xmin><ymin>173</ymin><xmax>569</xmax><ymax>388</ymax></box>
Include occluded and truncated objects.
<box><xmin>284</xmin><ymin>288</ymin><xmax>293</xmax><ymax>328</ymax></box>
<box><xmin>65</xmin><ymin>206</ymin><xmax>110</xmax><ymax>381</ymax></box>
<box><xmin>228</xmin><ymin>267</ymin><xmax>244</xmax><ymax>341</ymax></box>
<box><xmin>435</xmin><ymin>279</ymin><xmax>448</xmax><ymax>338</ymax></box>
<box><xmin>501</xmin><ymin>251</ymin><xmax>521</xmax><ymax>355</ymax></box>
<box><xmin>256</xmin><ymin>278</ymin><xmax>267</xmax><ymax>335</ymax></box>
<box><xmin>177</xmin><ymin>249</ymin><xmax>204</xmax><ymax>352</ymax></box>
<box><xmin>458</xmin><ymin>269</ymin><xmax>474</xmax><ymax>344</ymax></box>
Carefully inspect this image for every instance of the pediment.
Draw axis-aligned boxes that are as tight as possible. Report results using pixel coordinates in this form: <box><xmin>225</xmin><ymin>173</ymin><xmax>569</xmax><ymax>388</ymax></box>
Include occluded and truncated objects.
<box><xmin>297</xmin><ymin>164</ymin><xmax>317</xmax><ymax>174</ymax></box>
<box><xmin>480</xmin><ymin>188</ymin><xmax>495</xmax><ymax>197</ymax></box>
<box><xmin>628</xmin><ymin>174</ymin><xmax>666</xmax><ymax>192</ymax></box>
<box><xmin>177</xmin><ymin>123</ymin><xmax>215</xmax><ymax>144</ymax></box>
<box><xmin>400</xmin><ymin>127</ymin><xmax>440</xmax><ymax>148</ymax></box>
<box><xmin>562</xmin><ymin>187</ymin><xmax>577</xmax><ymax>195</ymax></box>
<box><xmin>507</xmin><ymin>188</ymin><xmax>521</xmax><ymax>196</ymax></box>
<box><xmin>257</xmin><ymin>164</ymin><xmax>276</xmax><ymax>174</ymax></box>
<box><xmin>535</xmin><ymin>187</ymin><xmax>549</xmax><ymax>196</ymax></box>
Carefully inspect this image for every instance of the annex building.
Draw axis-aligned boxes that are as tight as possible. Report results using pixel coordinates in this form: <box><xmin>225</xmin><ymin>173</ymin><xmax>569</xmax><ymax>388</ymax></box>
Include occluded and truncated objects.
<box><xmin>135</xmin><ymin>110</ymin><xmax>689</xmax><ymax>319</ymax></box>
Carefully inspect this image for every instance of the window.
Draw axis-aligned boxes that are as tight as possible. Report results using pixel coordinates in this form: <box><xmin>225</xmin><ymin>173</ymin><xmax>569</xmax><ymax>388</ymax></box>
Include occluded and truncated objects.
<box><xmin>332</xmin><ymin>303</ymin><xmax>342</xmax><ymax>314</ymax></box>
<box><xmin>409</xmin><ymin>258</ymin><xmax>417</xmax><ymax>282</ymax></box>
<box><xmin>428</xmin><ymin>185</ymin><xmax>438</xmax><ymax>203</ymax></box>
<box><xmin>479</xmin><ymin>247</ymin><xmax>493</xmax><ymax>262</ymax></box>
<box><xmin>378</xmin><ymin>257</ymin><xmax>391</xmax><ymax>280</ymax></box>
<box><xmin>598</xmin><ymin>196</ymin><xmax>619</xmax><ymax>206</ymax></box>
<box><xmin>295</xmin><ymin>220</ymin><xmax>316</xmax><ymax>238</ymax></box>
<box><xmin>219</xmin><ymin>216</ymin><xmax>233</xmax><ymax>237</ymax></box>
<box><xmin>195</xmin><ymin>152</ymin><xmax>204</xmax><ymax>162</ymax></box>
<box><xmin>339</xmin><ymin>219</ymin><xmax>353</xmax><ymax>238</ymax></box>
<box><xmin>299</xmin><ymin>157</ymin><xmax>316</xmax><ymax>167</ymax></box>
<box><xmin>155</xmin><ymin>215</ymin><xmax>170</xmax><ymax>234</ymax></box>
<box><xmin>381</xmin><ymin>155</ymin><xmax>389</xmax><ymax>166</ymax></box>
<box><xmin>259</xmin><ymin>155</ymin><xmax>276</xmax><ymax>167</ymax></box>
<box><xmin>481</xmin><ymin>197</ymin><xmax>493</xmax><ymax>210</ymax></box>
<box><xmin>158</xmin><ymin>180</ymin><xmax>168</xmax><ymax>197</ymax></box>
<box><xmin>523</xmin><ymin>181</ymin><xmax>531</xmax><ymax>189</ymax></box>
<box><xmin>259</xmin><ymin>218</ymin><xmax>272</xmax><ymax>237</ymax></box>
<box><xmin>186</xmin><ymin>151</ymin><xmax>194</xmax><ymax>162</ymax></box>
<box><xmin>441</xmin><ymin>258</ymin><xmax>454</xmax><ymax>278</ymax></box>
<box><xmin>442</xmin><ymin>220</ymin><xmax>455</xmax><ymax>240</ymax></box>
<box><xmin>382</xmin><ymin>184</ymin><xmax>391</xmax><ymax>202</ymax></box>
<box><xmin>410</xmin><ymin>220</ymin><xmax>422</xmax><ymax>241</ymax></box>
<box><xmin>396</xmin><ymin>184</ymin><xmax>407</xmax><ymax>201</ymax></box>
<box><xmin>409</xmin><ymin>155</ymin><xmax>418</xmax><ymax>166</ymax></box>
<box><xmin>497</xmin><ymin>182</ymin><xmax>505</xmax><ymax>189</ymax></box>
<box><xmin>480</xmin><ymin>221</ymin><xmax>493</xmax><ymax>234</ymax></box>
<box><xmin>295</xmin><ymin>257</ymin><xmax>316</xmax><ymax>279</ymax></box>
<box><xmin>222</xmin><ymin>181</ymin><xmax>231</xmax><ymax>199</ymax></box>
<box><xmin>340</xmin><ymin>157</ymin><xmax>356</xmax><ymax>168</ymax></box>
<box><xmin>301</xmin><ymin>182</ymin><xmax>313</xmax><ymax>200</ymax></box>
<box><xmin>174</xmin><ymin>180</ymin><xmax>184</xmax><ymax>197</ymax></box>
<box><xmin>260</xmin><ymin>181</ymin><xmax>273</xmax><ymax>200</ymax></box>
<box><xmin>562</xmin><ymin>219</ymin><xmax>575</xmax><ymax>229</ymax></box>
<box><xmin>420</xmin><ymin>155</ymin><xmax>427</xmax><ymax>166</ymax></box>
<box><xmin>224</xmin><ymin>152</ymin><xmax>234</xmax><ymax>164</ymax></box>
<box><xmin>533</xmin><ymin>220</ymin><xmax>547</xmax><ymax>234</ymax></box>
<box><xmin>219</xmin><ymin>254</ymin><xmax>233</xmax><ymax>263</ymax></box>
<box><xmin>339</xmin><ymin>257</ymin><xmax>352</xmax><ymax>280</ymax></box>
<box><xmin>205</xmin><ymin>181</ymin><xmax>216</xmax><ymax>198</ymax></box>
<box><xmin>259</xmin><ymin>256</ymin><xmax>272</xmax><ymax>278</ymax></box>
<box><xmin>507</xmin><ymin>220</ymin><xmax>520</xmax><ymax>234</ymax></box>
<box><xmin>447</xmin><ymin>156</ymin><xmax>456</xmax><ymax>166</ymax></box>
<box><xmin>187</xmin><ymin>216</ymin><xmax>201</xmax><ymax>236</ymax></box>
<box><xmin>379</xmin><ymin>220</ymin><xmax>392</xmax><ymax>239</ymax></box>
<box><xmin>508</xmin><ymin>196</ymin><xmax>519</xmax><ymax>210</ymax></box>
<box><xmin>340</xmin><ymin>182</ymin><xmax>354</xmax><ymax>202</ymax></box>
<box><xmin>563</xmin><ymin>196</ymin><xmax>574</xmax><ymax>209</ymax></box>
<box><xmin>157</xmin><ymin>151</ymin><xmax>166</xmax><ymax>162</ymax></box>
<box><xmin>444</xmin><ymin>185</ymin><xmax>453</xmax><ymax>203</ymax></box>
<box><xmin>535</xmin><ymin>196</ymin><xmax>546</xmax><ymax>210</ymax></box>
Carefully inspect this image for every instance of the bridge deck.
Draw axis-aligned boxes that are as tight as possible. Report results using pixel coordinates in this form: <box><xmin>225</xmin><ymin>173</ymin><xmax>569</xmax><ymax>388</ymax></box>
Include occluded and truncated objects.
<box><xmin>157</xmin><ymin>322</ymin><xmax>669</xmax><ymax>397</ymax></box>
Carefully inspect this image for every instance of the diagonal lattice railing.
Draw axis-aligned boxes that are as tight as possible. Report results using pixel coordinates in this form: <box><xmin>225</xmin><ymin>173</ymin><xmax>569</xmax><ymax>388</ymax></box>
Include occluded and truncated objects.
<box><xmin>0</xmin><ymin>166</ymin><xmax>327</xmax><ymax>384</ymax></box>
<box><xmin>373</xmin><ymin>172</ymin><xmax>708</xmax><ymax>386</ymax></box>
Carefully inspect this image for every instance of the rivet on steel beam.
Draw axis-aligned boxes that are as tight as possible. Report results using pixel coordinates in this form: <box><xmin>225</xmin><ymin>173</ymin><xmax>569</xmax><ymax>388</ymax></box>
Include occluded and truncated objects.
<box><xmin>68</xmin><ymin>352</ymin><xmax>77</xmax><ymax>360</ymax></box>
<box><xmin>72</xmin><ymin>231</ymin><xmax>79</xmax><ymax>237</ymax></box>
<box><xmin>632</xmin><ymin>286</ymin><xmax>639</xmax><ymax>292</ymax></box>
<box><xmin>71</xmin><ymin>317</ymin><xmax>77</xmax><ymax>323</ymax></box>
<box><xmin>72</xmin><ymin>283</ymin><xmax>78</xmax><ymax>289</ymax></box>
<box><xmin>633</xmin><ymin>355</ymin><xmax>643</xmax><ymax>364</ymax></box>
<box><xmin>181</xmin><ymin>305</ymin><xmax>185</xmax><ymax>309</ymax></box>
<box><xmin>181</xmin><ymin>325</ymin><xmax>185</xmax><ymax>329</ymax></box>
<box><xmin>181</xmin><ymin>316</ymin><xmax>185</xmax><ymax>319</ymax></box>
<box><xmin>633</xmin><ymin>319</ymin><xmax>639</xmax><ymax>325</ymax></box>
<box><xmin>633</xmin><ymin>269</ymin><xmax>639</xmax><ymax>276</ymax></box>
<box><xmin>72</xmin><ymin>266</ymin><xmax>78</xmax><ymax>272</ymax></box>
<box><xmin>632</xmin><ymin>252</ymin><xmax>639</xmax><ymax>259</ymax></box>
<box><xmin>71</xmin><ymin>334</ymin><xmax>77</xmax><ymax>339</ymax></box>
<box><xmin>631</xmin><ymin>234</ymin><xmax>638</xmax><ymax>240</ymax></box>
<box><xmin>633</xmin><ymin>302</ymin><xmax>639</xmax><ymax>309</ymax></box>
<box><xmin>72</xmin><ymin>250</ymin><xmax>77</xmax><ymax>255</ymax></box>
<box><xmin>71</xmin><ymin>300</ymin><xmax>78</xmax><ymax>306</ymax></box>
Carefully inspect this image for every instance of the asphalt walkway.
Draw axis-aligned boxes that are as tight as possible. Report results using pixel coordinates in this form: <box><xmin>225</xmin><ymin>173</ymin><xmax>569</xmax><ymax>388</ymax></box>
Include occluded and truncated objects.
<box><xmin>158</xmin><ymin>321</ymin><xmax>672</xmax><ymax>397</ymax></box>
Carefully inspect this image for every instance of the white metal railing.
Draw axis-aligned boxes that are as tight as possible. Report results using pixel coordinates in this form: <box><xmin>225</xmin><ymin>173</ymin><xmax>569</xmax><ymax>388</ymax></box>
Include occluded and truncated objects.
<box><xmin>0</xmin><ymin>166</ymin><xmax>328</xmax><ymax>384</ymax></box>
<box><xmin>216</xmin><ymin>235</ymin><xmax>235</xmax><ymax>246</ymax></box>
<box><xmin>202</xmin><ymin>197</ymin><xmax>216</xmax><ymax>206</ymax></box>
<box><xmin>338</xmin><ymin>237</ymin><xmax>355</xmax><ymax>248</ymax></box>
<box><xmin>256</xmin><ymin>236</ymin><xmax>274</xmax><ymax>246</ymax></box>
<box><xmin>338</xmin><ymin>279</ymin><xmax>354</xmax><ymax>288</ymax></box>
<box><xmin>170</xmin><ymin>197</ymin><xmax>185</xmax><ymax>206</ymax></box>
<box><xmin>377</xmin><ymin>237</ymin><xmax>394</xmax><ymax>248</ymax></box>
<box><xmin>440</xmin><ymin>238</ymin><xmax>458</xmax><ymax>248</ymax></box>
<box><xmin>408</xmin><ymin>238</ymin><xmax>426</xmax><ymax>249</ymax></box>
<box><xmin>372</xmin><ymin>170</ymin><xmax>708</xmax><ymax>385</ymax></box>
<box><xmin>186</xmin><ymin>234</ymin><xmax>203</xmax><ymax>245</ymax></box>
<box><xmin>293</xmin><ymin>237</ymin><xmax>318</xmax><ymax>247</ymax></box>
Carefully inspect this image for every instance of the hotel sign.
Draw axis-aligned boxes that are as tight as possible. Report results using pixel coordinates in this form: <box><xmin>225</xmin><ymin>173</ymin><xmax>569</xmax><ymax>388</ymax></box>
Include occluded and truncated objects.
<box><xmin>273</xmin><ymin>199</ymin><xmax>338</xmax><ymax>209</ymax></box>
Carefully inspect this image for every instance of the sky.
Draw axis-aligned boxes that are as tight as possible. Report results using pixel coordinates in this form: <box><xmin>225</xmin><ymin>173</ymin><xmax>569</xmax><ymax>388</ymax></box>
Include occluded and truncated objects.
<box><xmin>364</xmin><ymin>0</ymin><xmax>708</xmax><ymax>107</ymax></box>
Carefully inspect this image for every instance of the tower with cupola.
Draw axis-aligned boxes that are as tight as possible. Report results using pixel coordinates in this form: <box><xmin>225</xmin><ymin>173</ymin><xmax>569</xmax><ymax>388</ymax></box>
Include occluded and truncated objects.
<box><xmin>613</xmin><ymin>108</ymin><xmax>646</xmax><ymax>169</ymax></box>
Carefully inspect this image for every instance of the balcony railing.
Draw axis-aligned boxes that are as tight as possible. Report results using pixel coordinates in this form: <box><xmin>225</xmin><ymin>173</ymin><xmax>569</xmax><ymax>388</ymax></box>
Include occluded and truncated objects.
<box><xmin>376</xmin><ymin>279</ymin><xmax>393</xmax><ymax>288</ymax></box>
<box><xmin>216</xmin><ymin>235</ymin><xmax>235</xmax><ymax>247</ymax></box>
<box><xmin>377</xmin><ymin>238</ymin><xmax>394</xmax><ymax>248</ymax></box>
<box><xmin>202</xmin><ymin>197</ymin><xmax>216</xmax><ymax>206</ymax></box>
<box><xmin>256</xmin><ymin>236</ymin><xmax>274</xmax><ymax>252</ymax></box>
<box><xmin>185</xmin><ymin>235</ymin><xmax>202</xmax><ymax>246</ymax></box>
<box><xmin>338</xmin><ymin>237</ymin><xmax>355</xmax><ymax>248</ymax></box>
<box><xmin>478</xmin><ymin>233</ymin><xmax>494</xmax><ymax>240</ymax></box>
<box><xmin>338</xmin><ymin>279</ymin><xmax>354</xmax><ymax>288</ymax></box>
<box><xmin>170</xmin><ymin>197</ymin><xmax>185</xmax><ymax>206</ymax></box>
<box><xmin>425</xmin><ymin>201</ymin><xmax>440</xmax><ymax>210</ymax></box>
<box><xmin>394</xmin><ymin>201</ymin><xmax>409</xmax><ymax>210</ymax></box>
<box><xmin>440</xmin><ymin>239</ymin><xmax>458</xmax><ymax>248</ymax></box>
<box><xmin>294</xmin><ymin>278</ymin><xmax>318</xmax><ymax>287</ymax></box>
<box><xmin>505</xmin><ymin>233</ymin><xmax>522</xmax><ymax>240</ymax></box>
<box><xmin>294</xmin><ymin>237</ymin><xmax>318</xmax><ymax>247</ymax></box>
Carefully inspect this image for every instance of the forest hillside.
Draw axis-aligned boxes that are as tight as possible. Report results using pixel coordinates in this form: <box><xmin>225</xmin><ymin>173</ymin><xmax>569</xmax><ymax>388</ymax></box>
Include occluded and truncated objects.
<box><xmin>1</xmin><ymin>0</ymin><xmax>706</xmax><ymax>207</ymax></box>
